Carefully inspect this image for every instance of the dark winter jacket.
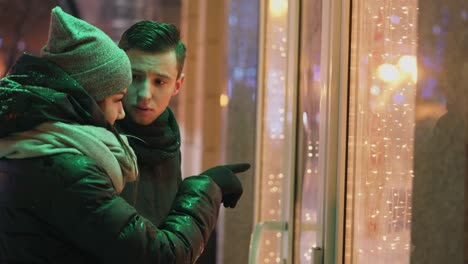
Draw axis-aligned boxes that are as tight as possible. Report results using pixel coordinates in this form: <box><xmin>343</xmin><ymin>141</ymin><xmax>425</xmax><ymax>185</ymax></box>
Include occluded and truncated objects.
<box><xmin>0</xmin><ymin>54</ymin><xmax>221</xmax><ymax>263</ymax></box>
<box><xmin>118</xmin><ymin>108</ymin><xmax>182</xmax><ymax>226</ymax></box>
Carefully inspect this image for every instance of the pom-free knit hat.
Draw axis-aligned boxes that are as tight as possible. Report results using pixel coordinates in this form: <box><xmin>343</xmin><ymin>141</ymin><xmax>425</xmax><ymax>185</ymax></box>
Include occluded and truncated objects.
<box><xmin>41</xmin><ymin>6</ymin><xmax>131</xmax><ymax>101</ymax></box>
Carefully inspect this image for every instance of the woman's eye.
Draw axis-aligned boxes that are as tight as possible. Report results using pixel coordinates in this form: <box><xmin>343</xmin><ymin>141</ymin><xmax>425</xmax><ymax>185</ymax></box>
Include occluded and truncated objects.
<box><xmin>114</xmin><ymin>95</ymin><xmax>125</xmax><ymax>102</ymax></box>
<box><xmin>132</xmin><ymin>74</ymin><xmax>144</xmax><ymax>82</ymax></box>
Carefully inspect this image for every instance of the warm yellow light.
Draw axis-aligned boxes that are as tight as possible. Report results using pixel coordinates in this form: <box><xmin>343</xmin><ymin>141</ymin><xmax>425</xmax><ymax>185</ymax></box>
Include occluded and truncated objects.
<box><xmin>411</xmin><ymin>70</ymin><xmax>417</xmax><ymax>83</ymax></box>
<box><xmin>377</xmin><ymin>63</ymin><xmax>400</xmax><ymax>82</ymax></box>
<box><xmin>219</xmin><ymin>93</ymin><xmax>229</xmax><ymax>107</ymax></box>
<box><xmin>269</xmin><ymin>0</ymin><xmax>288</xmax><ymax>17</ymax></box>
<box><xmin>398</xmin><ymin>55</ymin><xmax>416</xmax><ymax>72</ymax></box>
<box><xmin>398</xmin><ymin>55</ymin><xmax>417</xmax><ymax>82</ymax></box>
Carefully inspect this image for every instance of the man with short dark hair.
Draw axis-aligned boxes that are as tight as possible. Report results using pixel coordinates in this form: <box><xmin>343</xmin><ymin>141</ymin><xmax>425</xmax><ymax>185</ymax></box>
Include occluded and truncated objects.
<box><xmin>117</xmin><ymin>21</ymin><xmax>234</xmax><ymax>263</ymax></box>
<box><xmin>117</xmin><ymin>21</ymin><xmax>187</xmax><ymax>226</ymax></box>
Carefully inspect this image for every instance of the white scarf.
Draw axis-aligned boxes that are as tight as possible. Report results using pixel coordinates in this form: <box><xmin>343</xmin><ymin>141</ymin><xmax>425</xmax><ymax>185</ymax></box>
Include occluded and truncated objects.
<box><xmin>0</xmin><ymin>121</ymin><xmax>138</xmax><ymax>193</ymax></box>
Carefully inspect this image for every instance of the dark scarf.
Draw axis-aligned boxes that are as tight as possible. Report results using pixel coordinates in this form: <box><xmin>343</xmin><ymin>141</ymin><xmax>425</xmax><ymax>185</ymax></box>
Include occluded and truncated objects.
<box><xmin>118</xmin><ymin>108</ymin><xmax>181</xmax><ymax>164</ymax></box>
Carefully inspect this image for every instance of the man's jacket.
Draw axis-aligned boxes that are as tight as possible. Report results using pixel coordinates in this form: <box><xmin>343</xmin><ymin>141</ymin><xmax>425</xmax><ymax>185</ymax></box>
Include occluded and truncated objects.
<box><xmin>118</xmin><ymin>107</ymin><xmax>182</xmax><ymax>227</ymax></box>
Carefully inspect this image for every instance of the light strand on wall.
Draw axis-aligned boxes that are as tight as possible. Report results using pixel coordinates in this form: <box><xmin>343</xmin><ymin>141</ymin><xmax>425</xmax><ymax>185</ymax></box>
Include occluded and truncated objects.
<box><xmin>260</xmin><ymin>1</ymin><xmax>289</xmax><ymax>263</ymax></box>
<box><xmin>354</xmin><ymin>0</ymin><xmax>417</xmax><ymax>262</ymax></box>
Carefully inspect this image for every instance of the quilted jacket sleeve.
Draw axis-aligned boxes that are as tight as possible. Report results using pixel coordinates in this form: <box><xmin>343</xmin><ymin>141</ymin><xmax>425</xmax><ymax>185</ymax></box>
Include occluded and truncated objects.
<box><xmin>45</xmin><ymin>154</ymin><xmax>222</xmax><ymax>264</ymax></box>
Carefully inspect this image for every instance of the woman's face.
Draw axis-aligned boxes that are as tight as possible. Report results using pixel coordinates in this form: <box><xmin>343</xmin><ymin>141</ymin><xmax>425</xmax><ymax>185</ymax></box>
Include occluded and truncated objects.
<box><xmin>97</xmin><ymin>88</ymin><xmax>127</xmax><ymax>125</ymax></box>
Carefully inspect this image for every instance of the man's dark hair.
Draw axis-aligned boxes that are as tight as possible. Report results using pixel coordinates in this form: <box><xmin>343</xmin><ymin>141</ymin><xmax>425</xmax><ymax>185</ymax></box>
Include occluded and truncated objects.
<box><xmin>119</xmin><ymin>21</ymin><xmax>186</xmax><ymax>77</ymax></box>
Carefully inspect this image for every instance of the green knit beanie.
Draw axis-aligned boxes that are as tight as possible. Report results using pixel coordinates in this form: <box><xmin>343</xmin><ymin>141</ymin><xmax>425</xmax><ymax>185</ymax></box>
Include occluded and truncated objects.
<box><xmin>41</xmin><ymin>6</ymin><xmax>131</xmax><ymax>101</ymax></box>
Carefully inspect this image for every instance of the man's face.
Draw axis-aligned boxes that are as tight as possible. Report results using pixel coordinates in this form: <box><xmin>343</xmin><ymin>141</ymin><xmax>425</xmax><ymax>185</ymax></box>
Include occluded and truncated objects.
<box><xmin>123</xmin><ymin>49</ymin><xmax>183</xmax><ymax>126</ymax></box>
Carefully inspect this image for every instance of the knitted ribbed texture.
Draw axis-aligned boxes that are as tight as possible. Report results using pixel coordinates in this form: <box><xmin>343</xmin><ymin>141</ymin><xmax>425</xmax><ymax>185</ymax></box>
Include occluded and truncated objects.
<box><xmin>41</xmin><ymin>7</ymin><xmax>131</xmax><ymax>101</ymax></box>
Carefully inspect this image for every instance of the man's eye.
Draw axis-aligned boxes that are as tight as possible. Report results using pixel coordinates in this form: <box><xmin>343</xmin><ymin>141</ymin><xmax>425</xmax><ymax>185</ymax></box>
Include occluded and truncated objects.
<box><xmin>154</xmin><ymin>79</ymin><xmax>166</xmax><ymax>85</ymax></box>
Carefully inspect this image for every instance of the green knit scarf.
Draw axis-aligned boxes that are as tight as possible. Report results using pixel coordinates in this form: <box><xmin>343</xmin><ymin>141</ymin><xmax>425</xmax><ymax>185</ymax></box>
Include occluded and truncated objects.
<box><xmin>0</xmin><ymin>121</ymin><xmax>138</xmax><ymax>193</ymax></box>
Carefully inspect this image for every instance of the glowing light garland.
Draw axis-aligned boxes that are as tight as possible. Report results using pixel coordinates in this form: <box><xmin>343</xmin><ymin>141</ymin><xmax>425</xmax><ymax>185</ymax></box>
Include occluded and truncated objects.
<box><xmin>347</xmin><ymin>0</ymin><xmax>418</xmax><ymax>263</ymax></box>
<box><xmin>258</xmin><ymin>1</ymin><xmax>289</xmax><ymax>263</ymax></box>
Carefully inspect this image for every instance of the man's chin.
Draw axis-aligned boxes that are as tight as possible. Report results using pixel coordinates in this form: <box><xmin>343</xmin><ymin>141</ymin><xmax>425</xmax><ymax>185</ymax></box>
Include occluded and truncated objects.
<box><xmin>131</xmin><ymin>112</ymin><xmax>156</xmax><ymax>126</ymax></box>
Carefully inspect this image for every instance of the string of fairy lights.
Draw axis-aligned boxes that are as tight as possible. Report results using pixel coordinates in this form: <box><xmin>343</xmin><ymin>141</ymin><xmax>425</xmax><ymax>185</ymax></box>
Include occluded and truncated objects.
<box><xmin>259</xmin><ymin>1</ymin><xmax>289</xmax><ymax>263</ymax></box>
<box><xmin>257</xmin><ymin>0</ymin><xmax>418</xmax><ymax>263</ymax></box>
<box><xmin>351</xmin><ymin>0</ymin><xmax>417</xmax><ymax>262</ymax></box>
<box><xmin>261</xmin><ymin>0</ymin><xmax>322</xmax><ymax>262</ymax></box>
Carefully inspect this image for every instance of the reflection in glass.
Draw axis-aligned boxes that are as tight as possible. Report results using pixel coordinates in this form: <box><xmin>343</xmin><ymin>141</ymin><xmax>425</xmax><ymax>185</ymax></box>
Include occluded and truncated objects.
<box><xmin>295</xmin><ymin>0</ymin><xmax>323</xmax><ymax>263</ymax></box>
<box><xmin>410</xmin><ymin>1</ymin><xmax>467</xmax><ymax>263</ymax></box>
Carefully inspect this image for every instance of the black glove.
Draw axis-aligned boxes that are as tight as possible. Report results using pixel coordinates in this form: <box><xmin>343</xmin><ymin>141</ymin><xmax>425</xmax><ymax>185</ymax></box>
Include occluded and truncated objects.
<box><xmin>201</xmin><ymin>163</ymin><xmax>250</xmax><ymax>208</ymax></box>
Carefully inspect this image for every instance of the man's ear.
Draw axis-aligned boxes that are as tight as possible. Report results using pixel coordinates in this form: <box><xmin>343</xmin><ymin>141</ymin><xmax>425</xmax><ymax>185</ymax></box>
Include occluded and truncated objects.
<box><xmin>172</xmin><ymin>73</ymin><xmax>185</xmax><ymax>96</ymax></box>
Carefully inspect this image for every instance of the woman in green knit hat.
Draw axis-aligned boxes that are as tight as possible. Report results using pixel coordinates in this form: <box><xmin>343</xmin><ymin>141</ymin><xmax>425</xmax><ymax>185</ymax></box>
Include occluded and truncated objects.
<box><xmin>0</xmin><ymin>6</ymin><xmax>249</xmax><ymax>263</ymax></box>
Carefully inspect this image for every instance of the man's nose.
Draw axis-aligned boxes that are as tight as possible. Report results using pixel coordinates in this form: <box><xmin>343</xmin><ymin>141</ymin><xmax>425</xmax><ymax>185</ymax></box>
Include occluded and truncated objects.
<box><xmin>137</xmin><ymin>81</ymin><xmax>152</xmax><ymax>100</ymax></box>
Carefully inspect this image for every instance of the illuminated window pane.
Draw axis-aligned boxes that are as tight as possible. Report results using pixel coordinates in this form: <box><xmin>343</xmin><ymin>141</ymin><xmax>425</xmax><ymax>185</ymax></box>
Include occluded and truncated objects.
<box><xmin>346</xmin><ymin>0</ymin><xmax>418</xmax><ymax>263</ymax></box>
<box><xmin>256</xmin><ymin>0</ymin><xmax>292</xmax><ymax>263</ymax></box>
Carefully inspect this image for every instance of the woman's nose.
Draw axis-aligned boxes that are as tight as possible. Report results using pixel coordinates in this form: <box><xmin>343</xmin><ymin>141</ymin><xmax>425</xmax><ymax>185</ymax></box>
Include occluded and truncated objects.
<box><xmin>117</xmin><ymin>107</ymin><xmax>126</xmax><ymax>120</ymax></box>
